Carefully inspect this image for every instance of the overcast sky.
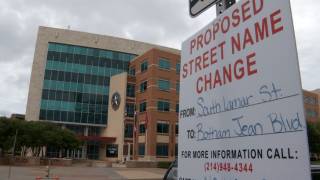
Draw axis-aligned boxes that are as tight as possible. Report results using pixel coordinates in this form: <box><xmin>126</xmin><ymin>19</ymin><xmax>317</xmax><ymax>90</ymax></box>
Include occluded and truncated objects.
<box><xmin>0</xmin><ymin>0</ymin><xmax>319</xmax><ymax>117</ymax></box>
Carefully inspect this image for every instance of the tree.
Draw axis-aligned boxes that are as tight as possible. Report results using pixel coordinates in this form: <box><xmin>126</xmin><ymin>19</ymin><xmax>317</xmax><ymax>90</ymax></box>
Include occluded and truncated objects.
<box><xmin>307</xmin><ymin>121</ymin><xmax>320</xmax><ymax>158</ymax></box>
<box><xmin>0</xmin><ymin>118</ymin><xmax>82</xmax><ymax>157</ymax></box>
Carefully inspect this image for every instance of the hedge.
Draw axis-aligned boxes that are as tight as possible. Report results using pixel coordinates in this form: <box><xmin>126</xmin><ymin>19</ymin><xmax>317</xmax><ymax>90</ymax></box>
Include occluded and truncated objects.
<box><xmin>157</xmin><ymin>161</ymin><xmax>172</xmax><ymax>169</ymax></box>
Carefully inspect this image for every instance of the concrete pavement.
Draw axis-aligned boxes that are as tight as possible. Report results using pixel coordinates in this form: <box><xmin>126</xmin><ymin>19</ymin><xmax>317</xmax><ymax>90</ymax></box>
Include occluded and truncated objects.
<box><xmin>0</xmin><ymin>161</ymin><xmax>166</xmax><ymax>180</ymax></box>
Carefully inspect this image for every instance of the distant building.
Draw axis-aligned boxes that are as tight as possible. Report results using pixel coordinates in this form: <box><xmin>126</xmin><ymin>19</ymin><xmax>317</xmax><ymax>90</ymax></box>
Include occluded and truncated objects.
<box><xmin>303</xmin><ymin>90</ymin><xmax>319</xmax><ymax>122</ymax></box>
<box><xmin>25</xmin><ymin>26</ymin><xmax>180</xmax><ymax>162</ymax></box>
<box><xmin>11</xmin><ymin>114</ymin><xmax>25</xmax><ymax>121</ymax></box>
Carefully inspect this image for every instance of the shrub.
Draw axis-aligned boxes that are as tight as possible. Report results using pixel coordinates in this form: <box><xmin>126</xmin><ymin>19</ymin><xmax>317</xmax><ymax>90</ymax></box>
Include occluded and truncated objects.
<box><xmin>311</xmin><ymin>157</ymin><xmax>317</xmax><ymax>161</ymax></box>
<box><xmin>157</xmin><ymin>161</ymin><xmax>172</xmax><ymax>169</ymax></box>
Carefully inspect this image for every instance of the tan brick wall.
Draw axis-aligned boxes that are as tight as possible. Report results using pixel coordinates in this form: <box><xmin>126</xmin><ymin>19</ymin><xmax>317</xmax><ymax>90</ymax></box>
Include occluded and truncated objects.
<box><xmin>157</xmin><ymin>135</ymin><xmax>170</xmax><ymax>143</ymax></box>
<box><xmin>139</xmin><ymin>135</ymin><xmax>146</xmax><ymax>143</ymax></box>
<box><xmin>100</xmin><ymin>72</ymin><xmax>127</xmax><ymax>161</ymax></box>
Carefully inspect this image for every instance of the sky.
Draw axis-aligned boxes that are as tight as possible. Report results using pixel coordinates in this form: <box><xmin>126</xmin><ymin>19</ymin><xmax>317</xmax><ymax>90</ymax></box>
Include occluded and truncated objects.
<box><xmin>0</xmin><ymin>0</ymin><xmax>319</xmax><ymax>117</ymax></box>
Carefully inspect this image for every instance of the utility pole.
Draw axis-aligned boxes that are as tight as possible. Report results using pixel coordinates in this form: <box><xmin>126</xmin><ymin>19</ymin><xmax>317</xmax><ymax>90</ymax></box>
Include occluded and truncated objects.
<box><xmin>216</xmin><ymin>0</ymin><xmax>236</xmax><ymax>16</ymax></box>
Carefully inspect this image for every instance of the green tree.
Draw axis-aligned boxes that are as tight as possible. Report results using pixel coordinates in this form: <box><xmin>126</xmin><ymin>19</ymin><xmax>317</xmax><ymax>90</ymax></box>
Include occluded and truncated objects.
<box><xmin>307</xmin><ymin>121</ymin><xmax>320</xmax><ymax>158</ymax></box>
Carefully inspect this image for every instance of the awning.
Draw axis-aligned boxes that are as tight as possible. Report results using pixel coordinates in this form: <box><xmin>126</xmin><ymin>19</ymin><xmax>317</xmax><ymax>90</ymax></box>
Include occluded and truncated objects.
<box><xmin>88</xmin><ymin>136</ymin><xmax>116</xmax><ymax>141</ymax></box>
<box><xmin>76</xmin><ymin>135</ymin><xmax>116</xmax><ymax>141</ymax></box>
<box><xmin>77</xmin><ymin>135</ymin><xmax>88</xmax><ymax>139</ymax></box>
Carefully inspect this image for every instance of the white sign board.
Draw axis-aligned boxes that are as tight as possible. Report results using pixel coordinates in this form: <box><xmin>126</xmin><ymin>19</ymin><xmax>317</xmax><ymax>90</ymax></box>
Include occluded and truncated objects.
<box><xmin>190</xmin><ymin>0</ymin><xmax>220</xmax><ymax>18</ymax></box>
<box><xmin>179</xmin><ymin>0</ymin><xmax>311</xmax><ymax>179</ymax></box>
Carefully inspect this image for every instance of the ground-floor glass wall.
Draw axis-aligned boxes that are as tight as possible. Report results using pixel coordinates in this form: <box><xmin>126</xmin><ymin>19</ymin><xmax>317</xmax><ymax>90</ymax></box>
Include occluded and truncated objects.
<box><xmin>87</xmin><ymin>140</ymin><xmax>100</xmax><ymax>159</ymax></box>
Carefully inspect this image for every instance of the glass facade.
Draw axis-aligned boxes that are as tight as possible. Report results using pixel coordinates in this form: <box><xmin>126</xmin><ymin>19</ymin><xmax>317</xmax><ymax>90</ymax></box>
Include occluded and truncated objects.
<box><xmin>125</xmin><ymin>124</ymin><xmax>133</xmax><ymax>138</ymax></box>
<box><xmin>87</xmin><ymin>140</ymin><xmax>100</xmax><ymax>159</ymax></box>
<box><xmin>39</xmin><ymin>43</ymin><xmax>137</xmax><ymax>125</ymax></box>
<box><xmin>126</xmin><ymin>84</ymin><xmax>135</xmax><ymax>97</ymax></box>
<box><xmin>126</xmin><ymin>104</ymin><xmax>134</xmax><ymax>117</ymax></box>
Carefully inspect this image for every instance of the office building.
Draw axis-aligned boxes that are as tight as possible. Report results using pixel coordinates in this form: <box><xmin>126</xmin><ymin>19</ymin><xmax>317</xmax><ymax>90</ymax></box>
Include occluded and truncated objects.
<box><xmin>26</xmin><ymin>26</ymin><xmax>180</xmax><ymax>161</ymax></box>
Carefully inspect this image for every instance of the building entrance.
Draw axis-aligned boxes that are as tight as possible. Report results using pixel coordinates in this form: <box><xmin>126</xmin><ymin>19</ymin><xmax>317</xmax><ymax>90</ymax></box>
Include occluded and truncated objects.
<box><xmin>87</xmin><ymin>140</ymin><xmax>100</xmax><ymax>159</ymax></box>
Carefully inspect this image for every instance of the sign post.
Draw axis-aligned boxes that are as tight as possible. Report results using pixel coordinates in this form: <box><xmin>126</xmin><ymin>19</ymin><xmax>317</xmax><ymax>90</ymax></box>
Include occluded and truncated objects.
<box><xmin>189</xmin><ymin>0</ymin><xmax>221</xmax><ymax>18</ymax></box>
<box><xmin>179</xmin><ymin>0</ymin><xmax>311</xmax><ymax>179</ymax></box>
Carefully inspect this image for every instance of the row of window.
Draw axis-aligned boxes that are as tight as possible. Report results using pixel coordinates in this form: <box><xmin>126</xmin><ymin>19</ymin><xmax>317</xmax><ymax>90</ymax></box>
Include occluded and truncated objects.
<box><xmin>39</xmin><ymin>109</ymin><xmax>108</xmax><ymax>124</ymax></box>
<box><xmin>43</xmin><ymin>80</ymin><xmax>110</xmax><ymax>94</ymax></box>
<box><xmin>48</xmin><ymin>43</ymin><xmax>137</xmax><ymax>61</ymax></box>
<box><xmin>45</xmin><ymin>67</ymin><xmax>119</xmax><ymax>84</ymax></box>
<box><xmin>138</xmin><ymin>145</ymin><xmax>178</xmax><ymax>156</ymax></box>
<box><xmin>306</xmin><ymin>97</ymin><xmax>317</xmax><ymax>105</ymax></box>
<box><xmin>138</xmin><ymin>123</ymin><xmax>178</xmax><ymax>134</ymax></box>
<box><xmin>138</xmin><ymin>80</ymin><xmax>179</xmax><ymax>92</ymax></box>
<box><xmin>137</xmin><ymin>60</ymin><xmax>181</xmax><ymax>74</ymax></box>
<box><xmin>138</xmin><ymin>101</ymin><xmax>179</xmax><ymax>113</ymax></box>
<box><xmin>41</xmin><ymin>100</ymin><xmax>109</xmax><ymax>114</ymax></box>
<box><xmin>42</xmin><ymin>90</ymin><xmax>109</xmax><ymax>105</ymax></box>
<box><xmin>46</xmin><ymin>58</ymin><xmax>130</xmax><ymax>72</ymax></box>
<box><xmin>307</xmin><ymin>110</ymin><xmax>318</xmax><ymax>117</ymax></box>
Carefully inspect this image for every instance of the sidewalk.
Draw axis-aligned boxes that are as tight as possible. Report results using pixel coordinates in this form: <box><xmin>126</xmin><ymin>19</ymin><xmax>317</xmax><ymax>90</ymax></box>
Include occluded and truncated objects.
<box><xmin>0</xmin><ymin>161</ymin><xmax>166</xmax><ymax>180</ymax></box>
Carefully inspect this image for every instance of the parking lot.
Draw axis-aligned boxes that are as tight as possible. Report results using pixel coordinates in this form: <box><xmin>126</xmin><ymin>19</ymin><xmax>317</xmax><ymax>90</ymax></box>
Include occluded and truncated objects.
<box><xmin>0</xmin><ymin>161</ymin><xmax>166</xmax><ymax>180</ymax></box>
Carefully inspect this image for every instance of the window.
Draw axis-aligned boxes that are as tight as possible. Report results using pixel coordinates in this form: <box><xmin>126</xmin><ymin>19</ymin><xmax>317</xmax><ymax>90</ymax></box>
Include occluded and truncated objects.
<box><xmin>156</xmin><ymin>145</ymin><xmax>168</xmax><ymax>156</ymax></box>
<box><xmin>312</xmin><ymin>98</ymin><xmax>316</xmax><ymax>105</ymax></box>
<box><xmin>176</xmin><ymin>83</ymin><xmax>180</xmax><ymax>93</ymax></box>
<box><xmin>125</xmin><ymin>124</ymin><xmax>133</xmax><ymax>138</ymax></box>
<box><xmin>314</xmin><ymin>111</ymin><xmax>318</xmax><ymax>117</ymax></box>
<box><xmin>175</xmin><ymin>146</ymin><xmax>178</xmax><ymax>156</ymax></box>
<box><xmin>176</xmin><ymin>63</ymin><xmax>180</xmax><ymax>73</ymax></box>
<box><xmin>307</xmin><ymin>110</ymin><xmax>312</xmax><ymax>116</ymax></box>
<box><xmin>139</xmin><ymin>102</ymin><xmax>146</xmax><ymax>112</ymax></box>
<box><xmin>126</xmin><ymin>84</ymin><xmax>135</xmax><ymax>97</ymax></box>
<box><xmin>106</xmin><ymin>144</ymin><xmax>118</xmax><ymax>158</ymax></box>
<box><xmin>176</xmin><ymin>104</ymin><xmax>179</xmax><ymax>113</ymax></box>
<box><xmin>157</xmin><ymin>123</ymin><xmax>169</xmax><ymax>133</ymax></box>
<box><xmin>306</xmin><ymin>97</ymin><xmax>310</xmax><ymax>103</ymax></box>
<box><xmin>158</xmin><ymin>80</ymin><xmax>170</xmax><ymax>91</ymax></box>
<box><xmin>158</xmin><ymin>101</ymin><xmax>170</xmax><ymax>112</ymax></box>
<box><xmin>129</xmin><ymin>68</ymin><xmax>136</xmax><ymax>76</ymax></box>
<box><xmin>141</xmin><ymin>61</ymin><xmax>148</xmax><ymax>72</ymax></box>
<box><xmin>139</xmin><ymin>124</ymin><xmax>146</xmax><ymax>134</ymax></box>
<box><xmin>159</xmin><ymin>59</ymin><xmax>170</xmax><ymax>70</ymax></box>
<box><xmin>175</xmin><ymin>124</ymin><xmax>179</xmax><ymax>134</ymax></box>
<box><xmin>126</xmin><ymin>104</ymin><xmax>134</xmax><ymax>117</ymax></box>
<box><xmin>140</xmin><ymin>81</ymin><xmax>147</xmax><ymax>92</ymax></box>
<box><xmin>139</xmin><ymin>145</ymin><xmax>145</xmax><ymax>156</ymax></box>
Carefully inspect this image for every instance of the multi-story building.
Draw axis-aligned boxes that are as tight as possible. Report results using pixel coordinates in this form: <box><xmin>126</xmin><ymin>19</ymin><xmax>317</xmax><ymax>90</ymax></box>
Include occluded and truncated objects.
<box><xmin>26</xmin><ymin>26</ymin><xmax>180</xmax><ymax>161</ymax></box>
<box><xmin>128</xmin><ymin>48</ymin><xmax>180</xmax><ymax>161</ymax></box>
<box><xmin>11</xmin><ymin>114</ymin><xmax>25</xmax><ymax>121</ymax></box>
<box><xmin>303</xmin><ymin>90</ymin><xmax>319</xmax><ymax>122</ymax></box>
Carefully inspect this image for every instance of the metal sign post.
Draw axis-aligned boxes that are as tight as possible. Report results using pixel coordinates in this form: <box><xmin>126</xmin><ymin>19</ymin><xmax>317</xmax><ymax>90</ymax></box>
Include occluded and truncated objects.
<box><xmin>189</xmin><ymin>0</ymin><xmax>236</xmax><ymax>18</ymax></box>
<box><xmin>216</xmin><ymin>0</ymin><xmax>236</xmax><ymax>16</ymax></box>
<box><xmin>8</xmin><ymin>129</ymin><xmax>18</xmax><ymax>179</ymax></box>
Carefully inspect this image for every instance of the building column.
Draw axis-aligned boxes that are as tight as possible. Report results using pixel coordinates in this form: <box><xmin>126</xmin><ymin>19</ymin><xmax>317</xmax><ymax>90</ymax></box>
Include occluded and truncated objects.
<box><xmin>83</xmin><ymin>140</ymin><xmax>87</xmax><ymax>159</ymax></box>
<box><xmin>127</xmin><ymin>143</ymin><xmax>131</xmax><ymax>161</ymax></box>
